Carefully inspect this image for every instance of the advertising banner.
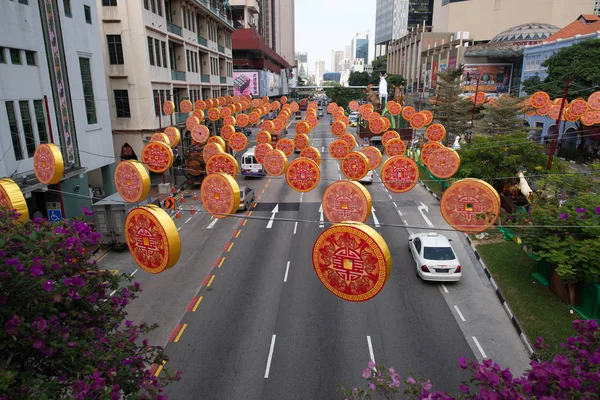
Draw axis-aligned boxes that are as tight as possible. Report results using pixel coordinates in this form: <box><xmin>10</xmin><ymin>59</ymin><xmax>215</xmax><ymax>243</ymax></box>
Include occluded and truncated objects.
<box><xmin>432</xmin><ymin>60</ymin><xmax>439</xmax><ymax>86</ymax></box>
<box><xmin>233</xmin><ymin>71</ymin><xmax>260</xmax><ymax>97</ymax></box>
<box><xmin>266</xmin><ymin>71</ymin><xmax>281</xmax><ymax>97</ymax></box>
<box><xmin>460</xmin><ymin>64</ymin><xmax>512</xmax><ymax>95</ymax></box>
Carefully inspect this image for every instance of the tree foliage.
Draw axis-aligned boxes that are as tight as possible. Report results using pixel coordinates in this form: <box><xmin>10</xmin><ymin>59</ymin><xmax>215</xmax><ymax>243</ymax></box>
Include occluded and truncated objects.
<box><xmin>324</xmin><ymin>86</ymin><xmax>364</xmax><ymax>109</ymax></box>
<box><xmin>348</xmin><ymin>71</ymin><xmax>370</xmax><ymax>87</ymax></box>
<box><xmin>521</xmin><ymin>39</ymin><xmax>600</xmax><ymax>100</ymax></box>
<box><xmin>0</xmin><ymin>209</ymin><xmax>179</xmax><ymax>399</ymax></box>
<box><xmin>432</xmin><ymin>67</ymin><xmax>474</xmax><ymax>145</ymax></box>
<box><xmin>474</xmin><ymin>96</ymin><xmax>529</xmax><ymax>135</ymax></box>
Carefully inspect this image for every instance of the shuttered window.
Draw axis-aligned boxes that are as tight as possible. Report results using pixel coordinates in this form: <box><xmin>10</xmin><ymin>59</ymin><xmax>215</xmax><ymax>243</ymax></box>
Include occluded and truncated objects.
<box><xmin>79</xmin><ymin>57</ymin><xmax>97</xmax><ymax>124</ymax></box>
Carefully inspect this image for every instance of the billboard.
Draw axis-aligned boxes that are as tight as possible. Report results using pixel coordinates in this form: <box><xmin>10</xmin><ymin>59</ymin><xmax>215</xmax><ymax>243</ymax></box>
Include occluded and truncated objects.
<box><xmin>461</xmin><ymin>64</ymin><xmax>512</xmax><ymax>95</ymax></box>
<box><xmin>233</xmin><ymin>71</ymin><xmax>259</xmax><ymax>97</ymax></box>
<box><xmin>266</xmin><ymin>71</ymin><xmax>281</xmax><ymax>97</ymax></box>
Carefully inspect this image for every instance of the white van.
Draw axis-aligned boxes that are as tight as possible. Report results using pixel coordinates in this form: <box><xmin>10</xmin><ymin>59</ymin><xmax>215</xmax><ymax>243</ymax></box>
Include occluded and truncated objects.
<box><xmin>241</xmin><ymin>147</ymin><xmax>265</xmax><ymax>177</ymax></box>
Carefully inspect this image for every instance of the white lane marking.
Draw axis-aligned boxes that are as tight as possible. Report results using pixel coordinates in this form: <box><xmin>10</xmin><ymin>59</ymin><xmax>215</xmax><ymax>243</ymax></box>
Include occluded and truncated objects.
<box><xmin>371</xmin><ymin>207</ymin><xmax>381</xmax><ymax>228</ymax></box>
<box><xmin>109</xmin><ymin>290</ymin><xmax>116</xmax><ymax>297</ymax></box>
<box><xmin>264</xmin><ymin>335</ymin><xmax>277</xmax><ymax>378</ymax></box>
<box><xmin>293</xmin><ymin>221</ymin><xmax>298</xmax><ymax>234</ymax></box>
<box><xmin>472</xmin><ymin>336</ymin><xmax>488</xmax><ymax>359</ymax></box>
<box><xmin>185</xmin><ymin>217</ymin><xmax>192</xmax><ymax>224</ymax></box>
<box><xmin>337</xmin><ymin>163</ymin><xmax>340</xmax><ymax>170</ymax></box>
<box><xmin>388</xmin><ymin>194</ymin><xmax>393</xmax><ymax>199</ymax></box>
<box><xmin>441</xmin><ymin>283</ymin><xmax>449</xmax><ymax>293</ymax></box>
<box><xmin>178</xmin><ymin>227</ymin><xmax>182</xmax><ymax>231</ymax></box>
<box><xmin>284</xmin><ymin>261</ymin><xmax>290</xmax><ymax>282</ymax></box>
<box><xmin>207</xmin><ymin>217</ymin><xmax>218</xmax><ymax>229</ymax></box>
<box><xmin>300</xmin><ymin>193</ymin><xmax>303</xmax><ymax>203</ymax></box>
<box><xmin>266</xmin><ymin>204</ymin><xmax>279</xmax><ymax>229</ymax></box>
<box><xmin>393</xmin><ymin>202</ymin><xmax>398</xmax><ymax>208</ymax></box>
<box><xmin>366</xmin><ymin>336</ymin><xmax>376</xmax><ymax>364</ymax></box>
<box><xmin>131</xmin><ymin>269</ymin><xmax>138</xmax><ymax>276</ymax></box>
<box><xmin>338</xmin><ymin>173</ymin><xmax>342</xmax><ymax>180</ymax></box>
<box><xmin>403</xmin><ymin>219</ymin><xmax>408</xmax><ymax>225</ymax></box>
<box><xmin>454</xmin><ymin>305</ymin><xmax>466</xmax><ymax>322</ymax></box>
<box><xmin>417</xmin><ymin>201</ymin><xmax>434</xmax><ymax>228</ymax></box>
<box><xmin>321</xmin><ymin>146</ymin><xmax>325</xmax><ymax>152</ymax></box>
<box><xmin>318</xmin><ymin>203</ymin><xmax>325</xmax><ymax>228</ymax></box>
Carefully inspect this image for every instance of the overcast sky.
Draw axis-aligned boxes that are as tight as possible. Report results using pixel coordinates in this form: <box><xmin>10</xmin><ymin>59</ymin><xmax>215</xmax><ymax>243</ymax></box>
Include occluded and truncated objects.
<box><xmin>295</xmin><ymin>0</ymin><xmax>376</xmax><ymax>73</ymax></box>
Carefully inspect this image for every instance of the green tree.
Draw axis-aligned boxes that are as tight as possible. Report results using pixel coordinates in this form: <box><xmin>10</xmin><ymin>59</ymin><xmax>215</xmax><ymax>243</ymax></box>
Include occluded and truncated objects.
<box><xmin>432</xmin><ymin>67</ymin><xmax>474</xmax><ymax>145</ymax></box>
<box><xmin>324</xmin><ymin>86</ymin><xmax>364</xmax><ymax>109</ymax></box>
<box><xmin>0</xmin><ymin>209</ymin><xmax>180</xmax><ymax>398</ymax></box>
<box><xmin>371</xmin><ymin>56</ymin><xmax>387</xmax><ymax>75</ymax></box>
<box><xmin>348</xmin><ymin>71</ymin><xmax>370</xmax><ymax>86</ymax></box>
<box><xmin>522</xmin><ymin>39</ymin><xmax>600</xmax><ymax>100</ymax></box>
<box><xmin>475</xmin><ymin>96</ymin><xmax>529</xmax><ymax>134</ymax></box>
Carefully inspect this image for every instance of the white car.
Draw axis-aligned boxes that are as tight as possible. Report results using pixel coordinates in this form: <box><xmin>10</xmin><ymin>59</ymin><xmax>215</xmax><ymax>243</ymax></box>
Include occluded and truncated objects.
<box><xmin>408</xmin><ymin>232</ymin><xmax>462</xmax><ymax>281</ymax></box>
<box><xmin>358</xmin><ymin>169</ymin><xmax>373</xmax><ymax>184</ymax></box>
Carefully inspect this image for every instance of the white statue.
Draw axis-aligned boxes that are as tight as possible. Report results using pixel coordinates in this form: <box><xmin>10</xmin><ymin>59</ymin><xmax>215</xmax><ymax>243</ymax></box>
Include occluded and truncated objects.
<box><xmin>452</xmin><ymin>135</ymin><xmax>461</xmax><ymax>150</ymax></box>
<box><xmin>378</xmin><ymin>73</ymin><xmax>388</xmax><ymax>106</ymax></box>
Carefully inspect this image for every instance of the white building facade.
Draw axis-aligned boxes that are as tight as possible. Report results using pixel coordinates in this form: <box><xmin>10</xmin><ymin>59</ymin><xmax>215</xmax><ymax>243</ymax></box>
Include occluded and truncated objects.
<box><xmin>0</xmin><ymin>0</ymin><xmax>116</xmax><ymax>219</ymax></box>
<box><xmin>96</xmin><ymin>0</ymin><xmax>235</xmax><ymax>161</ymax></box>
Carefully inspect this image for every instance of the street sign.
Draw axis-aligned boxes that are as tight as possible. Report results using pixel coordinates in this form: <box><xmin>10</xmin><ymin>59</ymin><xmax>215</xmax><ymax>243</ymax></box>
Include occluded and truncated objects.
<box><xmin>165</xmin><ymin>197</ymin><xmax>176</xmax><ymax>209</ymax></box>
<box><xmin>48</xmin><ymin>209</ymin><xmax>62</xmax><ymax>222</ymax></box>
<box><xmin>173</xmin><ymin>149</ymin><xmax>178</xmax><ymax>157</ymax></box>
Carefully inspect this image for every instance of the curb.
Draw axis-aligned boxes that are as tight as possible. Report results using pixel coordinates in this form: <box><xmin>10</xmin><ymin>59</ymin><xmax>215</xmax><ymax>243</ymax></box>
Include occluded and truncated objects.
<box><xmin>464</xmin><ymin>235</ymin><xmax>535</xmax><ymax>355</ymax></box>
<box><xmin>418</xmin><ymin>177</ymin><xmax>535</xmax><ymax>356</ymax></box>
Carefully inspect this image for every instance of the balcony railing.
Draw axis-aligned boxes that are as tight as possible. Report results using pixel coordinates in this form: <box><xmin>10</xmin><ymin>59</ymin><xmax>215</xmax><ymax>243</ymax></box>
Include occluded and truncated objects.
<box><xmin>199</xmin><ymin>0</ymin><xmax>207</xmax><ymax>5</ymax></box>
<box><xmin>167</xmin><ymin>22</ymin><xmax>182</xmax><ymax>36</ymax></box>
<box><xmin>175</xmin><ymin>112</ymin><xmax>188</xmax><ymax>124</ymax></box>
<box><xmin>171</xmin><ymin>70</ymin><xmax>186</xmax><ymax>81</ymax></box>
<box><xmin>201</xmin><ymin>74</ymin><xmax>210</xmax><ymax>83</ymax></box>
<box><xmin>220</xmin><ymin>76</ymin><xmax>227</xmax><ymax>84</ymax></box>
<box><xmin>218</xmin><ymin>45</ymin><xmax>225</xmax><ymax>53</ymax></box>
<box><xmin>198</xmin><ymin>36</ymin><xmax>208</xmax><ymax>47</ymax></box>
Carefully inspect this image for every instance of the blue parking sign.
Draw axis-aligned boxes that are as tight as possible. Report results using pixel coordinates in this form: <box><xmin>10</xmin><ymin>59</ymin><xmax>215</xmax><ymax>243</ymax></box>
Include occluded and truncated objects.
<box><xmin>48</xmin><ymin>209</ymin><xmax>62</xmax><ymax>222</ymax></box>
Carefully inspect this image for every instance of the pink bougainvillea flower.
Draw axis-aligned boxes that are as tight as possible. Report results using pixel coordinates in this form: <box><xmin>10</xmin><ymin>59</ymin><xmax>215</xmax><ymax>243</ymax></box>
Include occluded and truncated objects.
<box><xmin>559</xmin><ymin>213</ymin><xmax>569</xmax><ymax>220</ymax></box>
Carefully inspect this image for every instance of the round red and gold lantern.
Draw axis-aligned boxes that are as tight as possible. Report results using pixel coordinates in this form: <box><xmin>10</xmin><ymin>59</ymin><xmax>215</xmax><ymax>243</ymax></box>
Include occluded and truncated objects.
<box><xmin>548</xmin><ymin>105</ymin><xmax>561</xmax><ymax>120</ymax></box>
<box><xmin>208</xmin><ymin>136</ymin><xmax>227</xmax><ymax>150</ymax></box>
<box><xmin>322</xmin><ymin>180</ymin><xmax>372</xmax><ymax>223</ymax></box>
<box><xmin>273</xmin><ymin>117</ymin><xmax>284</xmax><ymax>132</ymax></box>
<box><xmin>229</xmin><ymin>132</ymin><xmax>248</xmax><ymax>152</ymax></box>
<box><xmin>422</xmin><ymin>110</ymin><xmax>433</xmax><ymax>125</ymax></box>
<box><xmin>251</xmin><ymin>99</ymin><xmax>262</xmax><ymax>108</ymax></box>
<box><xmin>384</xmin><ymin>138</ymin><xmax>406</xmax><ymax>157</ymax></box>
<box><xmin>206</xmin><ymin>153</ymin><xmax>239</xmax><ymax>177</ymax></box>
<box><xmin>327</xmin><ymin>103</ymin><xmax>337</xmax><ymax>113</ymax></box>
<box><xmin>569</xmin><ymin>99</ymin><xmax>588</xmax><ymax>117</ymax></box>
<box><xmin>290</xmin><ymin>102</ymin><xmax>300</xmax><ymax>112</ymax></box>
<box><xmin>360</xmin><ymin>146</ymin><xmax>382</xmax><ymax>170</ymax></box>
<box><xmin>220</xmin><ymin>124</ymin><xmax>236</xmax><ymax>141</ymax></box>
<box><xmin>163</xmin><ymin>127</ymin><xmax>180</xmax><ymax>148</ymax></box>
<box><xmin>186</xmin><ymin>116</ymin><xmax>200</xmax><ymax>132</ymax></box>
<box><xmin>125</xmin><ymin>205</ymin><xmax>181</xmax><ymax>274</ymax></box>
<box><xmin>205</xmin><ymin>98</ymin><xmax>214</xmax><ymax>109</ymax></box>
<box><xmin>312</xmin><ymin>222</ymin><xmax>392</xmax><ymax>302</ymax></box>
<box><xmin>420</xmin><ymin>142</ymin><xmax>444</xmax><ymax>166</ymax></box>
<box><xmin>151</xmin><ymin>132</ymin><xmax>171</xmax><ymax>146</ymax></box>
<box><xmin>207</xmin><ymin>108</ymin><xmax>220</xmax><ymax>121</ymax></box>
<box><xmin>425</xmin><ymin>123</ymin><xmax>446</xmax><ymax>142</ymax></box>
<box><xmin>380</xmin><ymin>155</ymin><xmax>419</xmax><ymax>193</ymax></box>
<box><xmin>331</xmin><ymin>120</ymin><xmax>346</xmax><ymax>136</ymax></box>
<box><xmin>248</xmin><ymin>111</ymin><xmax>260</xmax><ymax>125</ymax></box>
<box><xmin>294</xmin><ymin>133</ymin><xmax>310</xmax><ymax>151</ymax></box>
<box><xmin>565</xmin><ymin>108</ymin><xmax>579</xmax><ymax>122</ymax></box>
<box><xmin>142</xmin><ymin>141</ymin><xmax>174</xmax><ymax>173</ymax></box>
<box><xmin>410</xmin><ymin>112</ymin><xmax>427</xmax><ymax>129</ymax></box>
<box><xmin>306</xmin><ymin>114</ymin><xmax>319</xmax><ymax>129</ymax></box>
<box><xmin>180</xmin><ymin>100</ymin><xmax>193</xmax><ymax>113</ymax></box>
<box><xmin>342</xmin><ymin>151</ymin><xmax>369</xmax><ymax>181</ymax></box>
<box><xmin>330</xmin><ymin>139</ymin><xmax>350</xmax><ymax>160</ymax></box>
<box><xmin>195</xmin><ymin>99</ymin><xmax>206</xmax><ymax>110</ymax></box>
<box><xmin>263</xmin><ymin>149</ymin><xmax>289</xmax><ymax>176</ymax></box>
<box><xmin>201</xmin><ymin>173</ymin><xmax>241</xmax><ymax>219</ymax></box>
<box><xmin>255</xmin><ymin>143</ymin><xmax>273</xmax><ymax>164</ymax></box>
<box><xmin>202</xmin><ymin>142</ymin><xmax>224</xmax><ymax>163</ymax></box>
<box><xmin>114</xmin><ymin>160</ymin><xmax>150</xmax><ymax>203</ymax></box>
<box><xmin>347</xmin><ymin>101</ymin><xmax>358</xmax><ymax>112</ymax></box>
<box><xmin>276</xmin><ymin>138</ymin><xmax>295</xmax><ymax>157</ymax></box>
<box><xmin>261</xmin><ymin>120</ymin><xmax>275</xmax><ymax>132</ymax></box>
<box><xmin>296</xmin><ymin>120</ymin><xmax>311</xmax><ymax>135</ymax></box>
<box><xmin>401</xmin><ymin>106</ymin><xmax>415</xmax><ymax>120</ymax></box>
<box><xmin>285</xmin><ymin>158</ymin><xmax>320</xmax><ymax>192</ymax></box>
<box><xmin>237</xmin><ymin>113</ymin><xmax>249</xmax><ymax>127</ymax></box>
<box><xmin>300</xmin><ymin>146</ymin><xmax>321</xmax><ymax>166</ymax></box>
<box><xmin>536</xmin><ymin>102</ymin><xmax>551</xmax><ymax>116</ymax></box>
<box><xmin>427</xmin><ymin>148</ymin><xmax>460</xmax><ymax>179</ymax></box>
<box><xmin>257</xmin><ymin>130</ymin><xmax>272</xmax><ymax>144</ymax></box>
<box><xmin>191</xmin><ymin>125</ymin><xmax>210</xmax><ymax>144</ymax></box>
<box><xmin>193</xmin><ymin>109</ymin><xmax>205</xmax><ymax>122</ymax></box>
<box><xmin>369</xmin><ymin>117</ymin><xmax>385</xmax><ymax>134</ymax></box>
<box><xmin>218</xmin><ymin>97</ymin><xmax>227</xmax><ymax>106</ymax></box>
<box><xmin>581</xmin><ymin>111</ymin><xmax>597</xmax><ymax>126</ymax></box>
<box><xmin>472</xmin><ymin>92</ymin><xmax>487</xmax><ymax>105</ymax></box>
<box><xmin>0</xmin><ymin>178</ymin><xmax>29</xmax><ymax>223</ymax></box>
<box><xmin>225</xmin><ymin>95</ymin><xmax>234</xmax><ymax>105</ymax></box>
<box><xmin>163</xmin><ymin>101</ymin><xmax>175</xmax><ymax>116</ymax></box>
<box><xmin>33</xmin><ymin>143</ymin><xmax>64</xmax><ymax>185</ymax></box>
<box><xmin>387</xmin><ymin>101</ymin><xmax>402</xmax><ymax>116</ymax></box>
<box><xmin>223</xmin><ymin>115</ymin><xmax>236</xmax><ymax>127</ymax></box>
<box><xmin>440</xmin><ymin>179</ymin><xmax>500</xmax><ymax>233</ymax></box>
<box><xmin>362</xmin><ymin>108</ymin><xmax>373</xmax><ymax>120</ymax></box>
<box><xmin>280</xmin><ymin>96</ymin><xmax>288</xmax><ymax>104</ymax></box>
<box><xmin>382</xmin><ymin>130</ymin><xmax>400</xmax><ymax>146</ymax></box>
<box><xmin>382</xmin><ymin>117</ymin><xmax>391</xmax><ymax>133</ymax></box>
<box><xmin>340</xmin><ymin>133</ymin><xmax>357</xmax><ymax>150</ymax></box>
<box><xmin>530</xmin><ymin>91</ymin><xmax>550</xmax><ymax>108</ymax></box>
<box><xmin>587</xmin><ymin>91</ymin><xmax>600</xmax><ymax>111</ymax></box>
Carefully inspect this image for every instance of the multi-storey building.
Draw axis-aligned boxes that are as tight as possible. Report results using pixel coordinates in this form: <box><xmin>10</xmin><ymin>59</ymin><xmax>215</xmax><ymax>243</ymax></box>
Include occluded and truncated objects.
<box><xmin>375</xmin><ymin>0</ymin><xmax>433</xmax><ymax>57</ymax></box>
<box><xmin>1</xmin><ymin>0</ymin><xmax>116</xmax><ymax>219</ymax></box>
<box><xmin>331</xmin><ymin>50</ymin><xmax>344</xmax><ymax>72</ymax></box>
<box><xmin>96</xmin><ymin>0</ymin><xmax>234</xmax><ymax>160</ymax></box>
<box><xmin>296</xmin><ymin>51</ymin><xmax>308</xmax><ymax>79</ymax></box>
<box><xmin>315</xmin><ymin>60</ymin><xmax>325</xmax><ymax>84</ymax></box>
<box><xmin>231</xmin><ymin>0</ymin><xmax>260</xmax><ymax>29</ymax></box>
<box><xmin>351</xmin><ymin>32</ymin><xmax>370</xmax><ymax>65</ymax></box>
<box><xmin>259</xmin><ymin>0</ymin><xmax>295</xmax><ymax>66</ymax></box>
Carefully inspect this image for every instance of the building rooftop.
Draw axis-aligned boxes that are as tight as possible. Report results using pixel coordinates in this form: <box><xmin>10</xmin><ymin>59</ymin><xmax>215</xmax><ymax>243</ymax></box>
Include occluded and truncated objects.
<box><xmin>489</xmin><ymin>23</ymin><xmax>559</xmax><ymax>44</ymax></box>
<box><xmin>544</xmin><ymin>14</ymin><xmax>600</xmax><ymax>42</ymax></box>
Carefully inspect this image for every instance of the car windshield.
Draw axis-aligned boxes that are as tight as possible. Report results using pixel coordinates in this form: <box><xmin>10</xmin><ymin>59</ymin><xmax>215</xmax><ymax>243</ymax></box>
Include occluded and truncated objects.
<box><xmin>423</xmin><ymin>246</ymin><xmax>455</xmax><ymax>260</ymax></box>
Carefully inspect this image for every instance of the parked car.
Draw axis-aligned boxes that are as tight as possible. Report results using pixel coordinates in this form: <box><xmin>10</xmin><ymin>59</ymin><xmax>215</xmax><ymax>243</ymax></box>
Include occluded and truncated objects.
<box><xmin>358</xmin><ymin>169</ymin><xmax>373</xmax><ymax>184</ymax></box>
<box><xmin>238</xmin><ymin>186</ymin><xmax>255</xmax><ymax>211</ymax></box>
<box><xmin>295</xmin><ymin>111</ymin><xmax>302</xmax><ymax>119</ymax></box>
<box><xmin>318</xmin><ymin>111</ymin><xmax>324</xmax><ymax>118</ymax></box>
<box><xmin>408</xmin><ymin>232</ymin><xmax>462</xmax><ymax>281</ymax></box>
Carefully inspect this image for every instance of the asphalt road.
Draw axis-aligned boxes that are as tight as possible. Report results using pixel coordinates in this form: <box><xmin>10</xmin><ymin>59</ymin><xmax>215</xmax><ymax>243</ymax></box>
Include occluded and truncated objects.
<box><xmin>99</xmin><ymin>113</ymin><xmax>531</xmax><ymax>399</ymax></box>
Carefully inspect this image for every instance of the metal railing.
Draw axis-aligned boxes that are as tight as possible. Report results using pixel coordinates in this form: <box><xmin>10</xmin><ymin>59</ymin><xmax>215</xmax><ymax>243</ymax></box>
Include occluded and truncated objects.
<box><xmin>220</xmin><ymin>76</ymin><xmax>227</xmax><ymax>84</ymax></box>
<box><xmin>167</xmin><ymin>22</ymin><xmax>182</xmax><ymax>36</ymax></box>
<box><xmin>175</xmin><ymin>112</ymin><xmax>188</xmax><ymax>124</ymax></box>
<box><xmin>198</xmin><ymin>36</ymin><xmax>208</xmax><ymax>47</ymax></box>
<box><xmin>218</xmin><ymin>45</ymin><xmax>225</xmax><ymax>53</ymax></box>
<box><xmin>201</xmin><ymin>74</ymin><xmax>210</xmax><ymax>83</ymax></box>
<box><xmin>171</xmin><ymin>70</ymin><xmax>186</xmax><ymax>81</ymax></box>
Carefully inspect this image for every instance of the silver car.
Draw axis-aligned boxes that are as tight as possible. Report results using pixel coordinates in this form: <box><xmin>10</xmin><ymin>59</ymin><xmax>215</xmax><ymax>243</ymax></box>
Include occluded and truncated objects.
<box><xmin>238</xmin><ymin>186</ymin><xmax>255</xmax><ymax>211</ymax></box>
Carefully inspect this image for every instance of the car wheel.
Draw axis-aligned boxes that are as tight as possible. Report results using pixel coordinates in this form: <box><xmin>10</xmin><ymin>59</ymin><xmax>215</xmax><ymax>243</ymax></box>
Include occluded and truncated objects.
<box><xmin>415</xmin><ymin>269</ymin><xmax>421</xmax><ymax>279</ymax></box>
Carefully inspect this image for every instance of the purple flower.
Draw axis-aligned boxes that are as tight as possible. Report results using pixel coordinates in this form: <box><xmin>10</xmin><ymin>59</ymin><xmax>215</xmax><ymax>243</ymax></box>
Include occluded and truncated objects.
<box><xmin>576</xmin><ymin>207</ymin><xmax>586</xmax><ymax>213</ymax></box>
<box><xmin>33</xmin><ymin>339</ymin><xmax>45</xmax><ymax>349</ymax></box>
<box><xmin>595</xmin><ymin>206</ymin><xmax>600</xmax><ymax>214</ymax></box>
<box><xmin>559</xmin><ymin>213</ymin><xmax>569</xmax><ymax>221</ymax></box>
<box><xmin>362</xmin><ymin>368</ymin><xmax>371</xmax><ymax>379</ymax></box>
<box><xmin>30</xmin><ymin>263</ymin><xmax>44</xmax><ymax>277</ymax></box>
<box><xmin>368</xmin><ymin>382</ymin><xmax>375</xmax><ymax>391</ymax></box>
<box><xmin>459</xmin><ymin>384</ymin><xmax>470</xmax><ymax>393</ymax></box>
<box><xmin>71</xmin><ymin>276</ymin><xmax>86</xmax><ymax>287</ymax></box>
<box><xmin>67</xmin><ymin>288</ymin><xmax>81</xmax><ymax>300</ymax></box>
<box><xmin>459</xmin><ymin>356</ymin><xmax>467</xmax><ymax>369</ymax></box>
<box><xmin>82</xmin><ymin>207</ymin><xmax>94</xmax><ymax>216</ymax></box>
<box><xmin>32</xmin><ymin>319</ymin><xmax>48</xmax><ymax>332</ymax></box>
<box><xmin>67</xmin><ymin>342</ymin><xmax>76</xmax><ymax>347</ymax></box>
<box><xmin>367</xmin><ymin>360</ymin><xmax>376</xmax><ymax>370</ymax></box>
<box><xmin>406</xmin><ymin>377</ymin><xmax>416</xmax><ymax>384</ymax></box>
<box><xmin>422</xmin><ymin>380</ymin><xmax>433</xmax><ymax>391</ymax></box>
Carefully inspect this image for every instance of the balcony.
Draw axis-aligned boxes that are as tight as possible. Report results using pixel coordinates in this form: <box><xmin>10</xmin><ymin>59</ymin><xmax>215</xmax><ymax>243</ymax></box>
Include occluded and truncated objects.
<box><xmin>198</xmin><ymin>36</ymin><xmax>208</xmax><ymax>47</ymax></box>
<box><xmin>199</xmin><ymin>0</ymin><xmax>207</xmax><ymax>5</ymax></box>
<box><xmin>168</xmin><ymin>22</ymin><xmax>182</xmax><ymax>36</ymax></box>
<box><xmin>220</xmin><ymin>76</ymin><xmax>227</xmax><ymax>84</ymax></box>
<box><xmin>175</xmin><ymin>112</ymin><xmax>188</xmax><ymax>124</ymax></box>
<box><xmin>171</xmin><ymin>70</ymin><xmax>186</xmax><ymax>81</ymax></box>
<box><xmin>218</xmin><ymin>45</ymin><xmax>225</xmax><ymax>53</ymax></box>
<box><xmin>201</xmin><ymin>74</ymin><xmax>210</xmax><ymax>83</ymax></box>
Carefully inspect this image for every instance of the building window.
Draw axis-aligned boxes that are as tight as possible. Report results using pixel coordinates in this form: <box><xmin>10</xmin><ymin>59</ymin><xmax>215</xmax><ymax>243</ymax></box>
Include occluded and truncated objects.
<box><xmin>155</xmin><ymin>39</ymin><xmax>161</xmax><ymax>67</ymax></box>
<box><xmin>150</xmin><ymin>0</ymin><xmax>155</xmax><ymax>13</ymax></box>
<box><xmin>25</xmin><ymin>51</ymin><xmax>36</xmax><ymax>66</ymax></box>
<box><xmin>160</xmin><ymin>90</ymin><xmax>166</xmax><ymax>115</ymax></box>
<box><xmin>64</xmin><ymin>0</ymin><xmax>72</xmax><ymax>17</ymax></box>
<box><xmin>0</xmin><ymin>48</ymin><xmax>6</xmax><ymax>64</ymax></box>
<box><xmin>157</xmin><ymin>0</ymin><xmax>162</xmax><ymax>16</ymax></box>
<box><xmin>18</xmin><ymin>0</ymin><xmax>28</xmax><ymax>4</ymax></box>
<box><xmin>186</xmin><ymin>50</ymin><xmax>191</xmax><ymax>72</ymax></box>
<box><xmin>10</xmin><ymin>49</ymin><xmax>21</xmax><ymax>65</ymax></box>
<box><xmin>102</xmin><ymin>0</ymin><xmax>117</xmax><ymax>5</ymax></box>
<box><xmin>161</xmin><ymin>41</ymin><xmax>167</xmax><ymax>68</ymax></box>
<box><xmin>182</xmin><ymin>4</ymin><xmax>187</xmax><ymax>29</ymax></box>
<box><xmin>5</xmin><ymin>102</ymin><xmax>23</xmax><ymax>161</ymax></box>
<box><xmin>84</xmin><ymin>5</ymin><xmax>92</xmax><ymax>24</ymax></box>
<box><xmin>148</xmin><ymin>37</ymin><xmax>154</xmax><ymax>66</ymax></box>
<box><xmin>107</xmin><ymin>35</ymin><xmax>124</xmax><ymax>64</ymax></box>
<box><xmin>33</xmin><ymin>100</ymin><xmax>49</xmax><ymax>144</ymax></box>
<box><xmin>19</xmin><ymin>101</ymin><xmax>36</xmax><ymax>158</ymax></box>
<box><xmin>144</xmin><ymin>0</ymin><xmax>149</xmax><ymax>10</ymax></box>
<box><xmin>153</xmin><ymin>89</ymin><xmax>160</xmax><ymax>116</ymax></box>
<box><xmin>79</xmin><ymin>57</ymin><xmax>98</xmax><ymax>124</ymax></box>
<box><xmin>114</xmin><ymin>90</ymin><xmax>131</xmax><ymax>118</ymax></box>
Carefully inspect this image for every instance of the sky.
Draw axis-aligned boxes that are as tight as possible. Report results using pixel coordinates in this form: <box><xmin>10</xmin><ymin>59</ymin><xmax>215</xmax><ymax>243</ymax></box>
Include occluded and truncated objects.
<box><xmin>294</xmin><ymin>0</ymin><xmax>376</xmax><ymax>73</ymax></box>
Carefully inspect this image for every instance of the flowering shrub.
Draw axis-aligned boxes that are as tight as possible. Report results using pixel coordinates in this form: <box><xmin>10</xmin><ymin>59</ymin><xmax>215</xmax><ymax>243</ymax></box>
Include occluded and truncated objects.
<box><xmin>0</xmin><ymin>208</ymin><xmax>180</xmax><ymax>399</ymax></box>
<box><xmin>342</xmin><ymin>319</ymin><xmax>599</xmax><ymax>399</ymax></box>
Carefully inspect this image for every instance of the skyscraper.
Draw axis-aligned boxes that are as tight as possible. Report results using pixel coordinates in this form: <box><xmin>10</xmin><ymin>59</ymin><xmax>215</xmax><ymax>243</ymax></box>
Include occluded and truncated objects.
<box><xmin>344</xmin><ymin>45</ymin><xmax>352</xmax><ymax>59</ymax></box>
<box><xmin>407</xmin><ymin>0</ymin><xmax>434</xmax><ymax>32</ymax></box>
<box><xmin>331</xmin><ymin>50</ymin><xmax>344</xmax><ymax>72</ymax></box>
<box><xmin>315</xmin><ymin>60</ymin><xmax>326</xmax><ymax>84</ymax></box>
<box><xmin>351</xmin><ymin>32</ymin><xmax>370</xmax><ymax>64</ymax></box>
<box><xmin>375</xmin><ymin>0</ymin><xmax>432</xmax><ymax>56</ymax></box>
<box><xmin>296</xmin><ymin>52</ymin><xmax>308</xmax><ymax>79</ymax></box>
<box><xmin>259</xmin><ymin>0</ymin><xmax>296</xmax><ymax>65</ymax></box>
